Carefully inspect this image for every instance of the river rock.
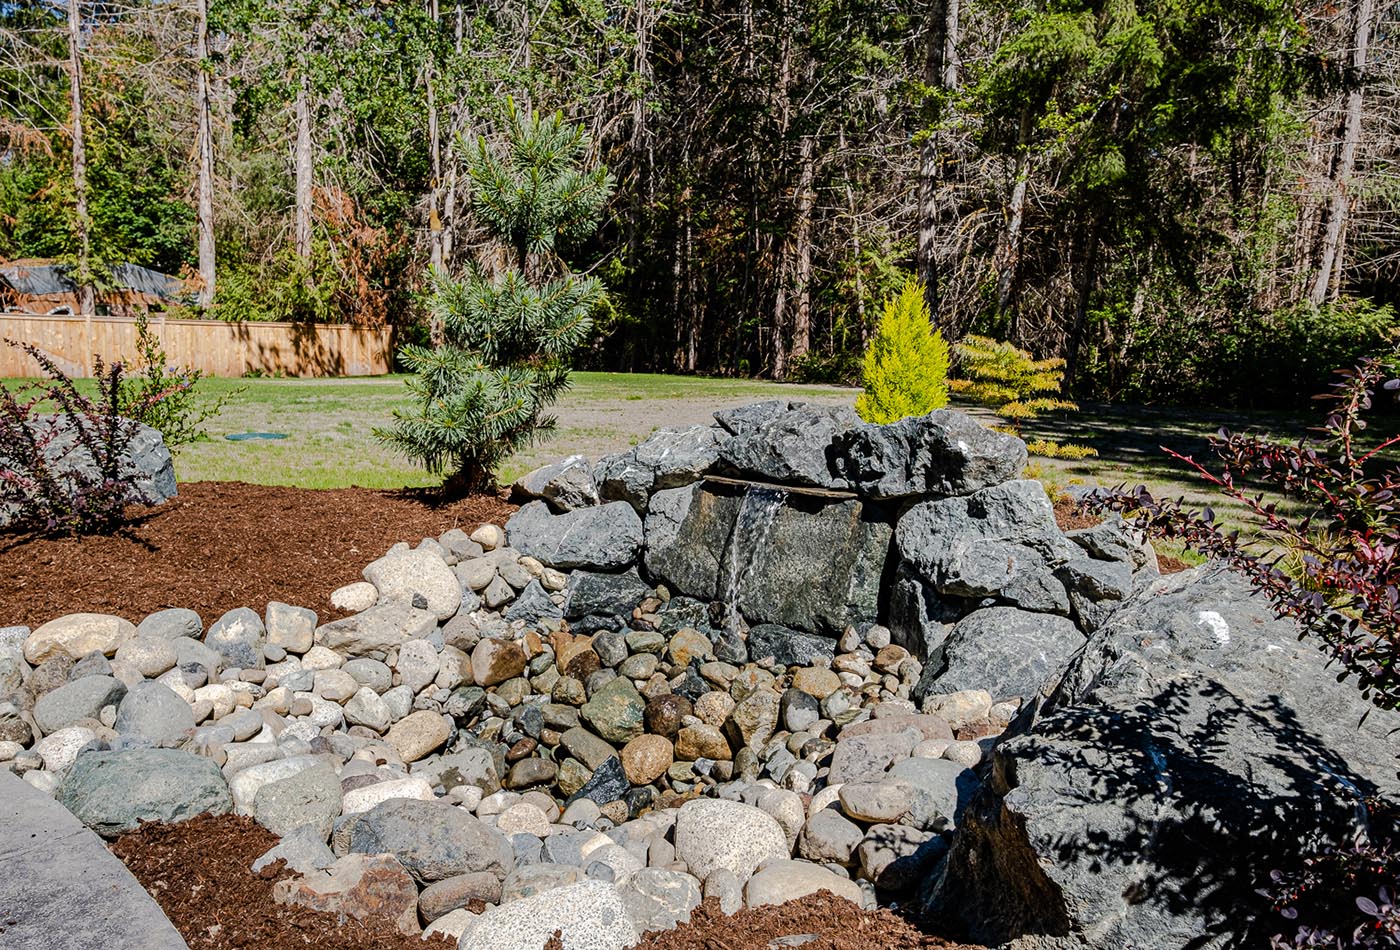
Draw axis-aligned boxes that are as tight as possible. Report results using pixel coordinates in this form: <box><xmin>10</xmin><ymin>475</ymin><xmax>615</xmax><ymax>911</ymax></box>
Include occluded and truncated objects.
<box><xmin>113</xmin><ymin>681</ymin><xmax>195</xmax><ymax>745</ymax></box>
<box><xmin>136</xmin><ymin>608</ymin><xmax>203</xmax><ymax>640</ymax></box>
<box><xmin>385</xmin><ymin>710</ymin><xmax>450</xmax><ymax>762</ymax></box>
<box><xmin>673</xmin><ymin>799</ymin><xmax>789</xmax><ymax>883</ymax></box>
<box><xmin>349</xmin><ymin>797</ymin><xmax>514</xmax><ymax>883</ymax></box>
<box><xmin>58</xmin><ymin>748</ymin><xmax>232</xmax><ymax>837</ymax></box>
<box><xmin>744</xmin><ymin>860</ymin><xmax>863</xmax><ymax>908</ymax></box>
<box><xmin>253</xmin><ymin>763</ymin><xmax>342</xmax><ymax>839</ymax></box>
<box><xmin>363</xmin><ymin>548</ymin><xmax>463</xmax><ymax>621</ymax></box>
<box><xmin>506</xmin><ymin>501</ymin><xmax>643</xmax><ymax>572</ymax></box>
<box><xmin>580</xmin><ymin>677</ymin><xmax>646</xmax><ymax>745</ymax></box>
<box><xmin>620</xmin><ymin>734</ymin><xmax>673</xmax><ymax>786</ymax></box>
<box><xmin>114</xmin><ymin>636</ymin><xmax>178</xmax><ymax>677</ymax></box>
<box><xmin>318</xmin><ymin>603</ymin><xmax>437</xmax><ymax>657</ymax></box>
<box><xmin>265</xmin><ymin>602</ymin><xmax>317</xmax><ymax>654</ymax></box>
<box><xmin>33</xmin><ymin>675</ymin><xmax>126</xmax><ymax>734</ymax></box>
<box><xmin>25</xmin><ymin>614</ymin><xmax>135</xmax><ymax>664</ymax></box>
<box><xmin>467</xmin><ymin>879</ymin><xmax>639</xmax><ymax>950</ymax></box>
<box><xmin>273</xmin><ymin>853</ymin><xmax>419</xmax><ymax>936</ymax></box>
<box><xmin>618</xmin><ymin>868</ymin><xmax>703</xmax><ymax>932</ymax></box>
<box><xmin>205</xmin><ymin>607</ymin><xmax>267</xmax><ymax>671</ymax></box>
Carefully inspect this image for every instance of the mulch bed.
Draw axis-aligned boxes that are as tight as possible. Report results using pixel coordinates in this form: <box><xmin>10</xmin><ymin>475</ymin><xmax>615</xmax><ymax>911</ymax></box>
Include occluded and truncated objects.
<box><xmin>113</xmin><ymin>814</ymin><xmax>978</xmax><ymax>950</ymax></box>
<box><xmin>0</xmin><ymin>481</ymin><xmax>517</xmax><ymax>629</ymax></box>
<box><xmin>111</xmin><ymin>814</ymin><xmax>453</xmax><ymax>950</ymax></box>
<box><xmin>636</xmin><ymin>895</ymin><xmax>980</xmax><ymax>950</ymax></box>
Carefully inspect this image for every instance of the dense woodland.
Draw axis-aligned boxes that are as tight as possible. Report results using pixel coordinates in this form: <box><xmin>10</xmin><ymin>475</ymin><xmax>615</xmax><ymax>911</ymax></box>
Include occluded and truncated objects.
<box><xmin>2</xmin><ymin>0</ymin><xmax>1398</xmax><ymax>405</ymax></box>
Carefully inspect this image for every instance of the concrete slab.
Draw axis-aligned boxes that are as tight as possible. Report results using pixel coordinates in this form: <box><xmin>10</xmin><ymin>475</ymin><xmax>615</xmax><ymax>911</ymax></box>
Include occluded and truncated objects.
<box><xmin>0</xmin><ymin>770</ymin><xmax>188</xmax><ymax>950</ymax></box>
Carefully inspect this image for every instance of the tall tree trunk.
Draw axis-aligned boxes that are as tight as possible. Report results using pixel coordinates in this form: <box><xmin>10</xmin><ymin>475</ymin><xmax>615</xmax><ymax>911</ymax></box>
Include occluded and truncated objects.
<box><xmin>66</xmin><ymin>0</ymin><xmax>94</xmax><ymax>315</ymax></box>
<box><xmin>1310</xmin><ymin>0</ymin><xmax>1375</xmax><ymax>305</ymax></box>
<box><xmin>996</xmin><ymin>107</ymin><xmax>1033</xmax><ymax>339</ymax></box>
<box><xmin>294</xmin><ymin>70</ymin><xmax>313</xmax><ymax>260</ymax></box>
<box><xmin>195</xmin><ymin>0</ymin><xmax>216</xmax><ymax>308</ymax></box>
<box><xmin>915</xmin><ymin>0</ymin><xmax>960</xmax><ymax>326</ymax></box>
<box><xmin>425</xmin><ymin>0</ymin><xmax>444</xmax><ymax>342</ymax></box>
<box><xmin>440</xmin><ymin>1</ymin><xmax>466</xmax><ymax>268</ymax></box>
<box><xmin>1064</xmin><ymin>216</ymin><xmax>1102</xmax><ymax>392</ymax></box>
<box><xmin>789</xmin><ymin>132</ymin><xmax>817</xmax><ymax>366</ymax></box>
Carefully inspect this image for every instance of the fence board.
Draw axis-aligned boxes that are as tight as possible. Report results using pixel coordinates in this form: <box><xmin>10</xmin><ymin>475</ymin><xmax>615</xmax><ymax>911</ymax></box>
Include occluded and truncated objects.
<box><xmin>0</xmin><ymin>313</ymin><xmax>395</xmax><ymax>378</ymax></box>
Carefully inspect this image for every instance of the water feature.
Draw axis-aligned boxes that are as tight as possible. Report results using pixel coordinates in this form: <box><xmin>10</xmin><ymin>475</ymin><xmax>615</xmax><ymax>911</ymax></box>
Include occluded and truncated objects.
<box><xmin>719</xmin><ymin>485</ymin><xmax>788</xmax><ymax>637</ymax></box>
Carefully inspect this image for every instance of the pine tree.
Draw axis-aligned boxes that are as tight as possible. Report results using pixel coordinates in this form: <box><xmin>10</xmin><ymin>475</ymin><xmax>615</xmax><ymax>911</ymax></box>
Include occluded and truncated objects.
<box><xmin>855</xmin><ymin>279</ymin><xmax>950</xmax><ymax>424</ymax></box>
<box><xmin>377</xmin><ymin>104</ymin><xmax>614</xmax><ymax>494</ymax></box>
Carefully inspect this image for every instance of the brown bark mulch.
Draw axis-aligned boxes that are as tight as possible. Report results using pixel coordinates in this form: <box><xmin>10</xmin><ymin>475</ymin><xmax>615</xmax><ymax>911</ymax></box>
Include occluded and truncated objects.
<box><xmin>111</xmin><ymin>814</ymin><xmax>453</xmax><ymax>950</ymax></box>
<box><xmin>635</xmin><ymin>894</ymin><xmax>981</xmax><ymax>950</ymax></box>
<box><xmin>0</xmin><ymin>481</ymin><xmax>517</xmax><ymax>629</ymax></box>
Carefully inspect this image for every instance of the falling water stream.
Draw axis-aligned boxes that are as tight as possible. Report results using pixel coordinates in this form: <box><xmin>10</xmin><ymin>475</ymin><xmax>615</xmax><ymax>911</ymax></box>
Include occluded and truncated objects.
<box><xmin>719</xmin><ymin>486</ymin><xmax>788</xmax><ymax>637</ymax></box>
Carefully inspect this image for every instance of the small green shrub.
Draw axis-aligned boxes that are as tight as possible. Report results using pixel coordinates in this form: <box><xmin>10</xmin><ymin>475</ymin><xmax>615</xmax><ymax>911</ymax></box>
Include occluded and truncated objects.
<box><xmin>855</xmin><ymin>279</ymin><xmax>950</xmax><ymax>424</ymax></box>
<box><xmin>118</xmin><ymin>313</ymin><xmax>240</xmax><ymax>450</ymax></box>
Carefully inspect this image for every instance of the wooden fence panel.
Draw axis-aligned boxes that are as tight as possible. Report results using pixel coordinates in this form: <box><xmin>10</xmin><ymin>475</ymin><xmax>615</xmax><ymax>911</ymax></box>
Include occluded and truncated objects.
<box><xmin>0</xmin><ymin>313</ymin><xmax>396</xmax><ymax>378</ymax></box>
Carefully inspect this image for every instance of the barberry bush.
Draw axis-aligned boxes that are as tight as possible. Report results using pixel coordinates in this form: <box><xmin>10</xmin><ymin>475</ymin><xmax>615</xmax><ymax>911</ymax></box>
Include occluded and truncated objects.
<box><xmin>1</xmin><ymin>341</ymin><xmax>146</xmax><ymax>534</ymax></box>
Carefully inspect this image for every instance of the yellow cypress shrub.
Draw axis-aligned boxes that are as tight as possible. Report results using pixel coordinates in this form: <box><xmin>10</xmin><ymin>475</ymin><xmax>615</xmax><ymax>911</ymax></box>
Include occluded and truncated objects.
<box><xmin>855</xmin><ymin>279</ymin><xmax>950</xmax><ymax>424</ymax></box>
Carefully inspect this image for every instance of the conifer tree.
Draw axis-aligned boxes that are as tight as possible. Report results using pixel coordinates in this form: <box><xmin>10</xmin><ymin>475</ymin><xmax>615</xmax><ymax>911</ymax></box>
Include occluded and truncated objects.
<box><xmin>855</xmin><ymin>279</ymin><xmax>950</xmax><ymax>424</ymax></box>
<box><xmin>951</xmin><ymin>335</ymin><xmax>1094</xmax><ymax>458</ymax></box>
<box><xmin>377</xmin><ymin>104</ymin><xmax>614</xmax><ymax>494</ymax></box>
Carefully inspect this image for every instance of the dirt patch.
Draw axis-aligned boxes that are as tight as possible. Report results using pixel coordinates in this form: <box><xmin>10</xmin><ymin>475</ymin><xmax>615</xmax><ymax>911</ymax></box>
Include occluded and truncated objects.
<box><xmin>635</xmin><ymin>894</ymin><xmax>981</xmax><ymax>950</ymax></box>
<box><xmin>0</xmin><ymin>482</ymin><xmax>516</xmax><ymax>628</ymax></box>
<box><xmin>111</xmin><ymin>814</ymin><xmax>452</xmax><ymax>950</ymax></box>
<box><xmin>1053</xmin><ymin>493</ymin><xmax>1190</xmax><ymax>574</ymax></box>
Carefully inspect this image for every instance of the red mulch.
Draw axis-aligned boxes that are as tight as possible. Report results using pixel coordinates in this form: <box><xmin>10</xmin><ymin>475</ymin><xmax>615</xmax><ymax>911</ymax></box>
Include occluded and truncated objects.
<box><xmin>636</xmin><ymin>895</ymin><xmax>981</xmax><ymax>950</ymax></box>
<box><xmin>110</xmin><ymin>814</ymin><xmax>453</xmax><ymax>950</ymax></box>
<box><xmin>0</xmin><ymin>481</ymin><xmax>517</xmax><ymax>628</ymax></box>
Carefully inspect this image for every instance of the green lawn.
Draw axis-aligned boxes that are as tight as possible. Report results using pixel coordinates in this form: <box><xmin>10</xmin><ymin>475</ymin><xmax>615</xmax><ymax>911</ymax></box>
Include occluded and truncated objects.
<box><xmin>1</xmin><ymin>372</ymin><xmax>857</xmax><ymax>490</ymax></box>
<box><xmin>3</xmin><ymin>370</ymin><xmax>1326</xmax><ymax>557</ymax></box>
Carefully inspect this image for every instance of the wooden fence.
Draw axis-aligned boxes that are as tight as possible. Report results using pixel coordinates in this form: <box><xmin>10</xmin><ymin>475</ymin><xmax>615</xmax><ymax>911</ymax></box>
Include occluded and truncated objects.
<box><xmin>0</xmin><ymin>313</ymin><xmax>396</xmax><ymax>378</ymax></box>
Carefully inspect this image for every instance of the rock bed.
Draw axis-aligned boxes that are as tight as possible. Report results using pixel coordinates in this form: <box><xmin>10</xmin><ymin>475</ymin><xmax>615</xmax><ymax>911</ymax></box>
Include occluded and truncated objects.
<box><xmin>0</xmin><ymin>481</ymin><xmax>516</xmax><ymax>628</ymax></box>
<box><xmin>7</xmin><ymin>401</ymin><xmax>1365</xmax><ymax>949</ymax></box>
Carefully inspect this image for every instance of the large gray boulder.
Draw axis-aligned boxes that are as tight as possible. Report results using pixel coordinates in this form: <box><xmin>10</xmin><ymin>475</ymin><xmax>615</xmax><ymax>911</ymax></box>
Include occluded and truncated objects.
<box><xmin>33</xmin><ymin>675</ymin><xmax>126</xmax><ymax>734</ymax></box>
<box><xmin>922</xmin><ymin>565</ymin><xmax>1400</xmax><ymax>949</ymax></box>
<box><xmin>512</xmin><ymin>455</ymin><xmax>600</xmax><ymax>512</ymax></box>
<box><xmin>113</xmin><ymin>680</ymin><xmax>195</xmax><ymax>745</ymax></box>
<box><xmin>595</xmin><ymin>426</ymin><xmax>728</xmax><ymax>512</ymax></box>
<box><xmin>896</xmin><ymin>480</ymin><xmax>1076</xmax><ymax>614</ymax></box>
<box><xmin>58</xmin><ymin>748</ymin><xmax>232</xmax><ymax>837</ymax></box>
<box><xmin>0</xmin><ymin>415</ymin><xmax>176</xmax><ymax>530</ymax></box>
<box><xmin>833</xmin><ymin>410</ymin><xmax>1027</xmax><ymax>499</ymax></box>
<box><xmin>645</xmin><ymin>483</ymin><xmax>893</xmax><ymax>635</ymax></box>
<box><xmin>916</xmin><ymin>606</ymin><xmax>1086</xmax><ymax>703</ymax></box>
<box><xmin>506</xmin><ymin>500</ymin><xmax>643</xmax><ymax>572</ymax></box>
<box><xmin>563</xmin><ymin>569</ymin><xmax>652</xmax><ymax>631</ymax></box>
<box><xmin>349</xmin><ymin>797</ymin><xmax>514</xmax><ymax>884</ymax></box>
<box><xmin>714</xmin><ymin>404</ymin><xmax>858</xmax><ymax>489</ymax></box>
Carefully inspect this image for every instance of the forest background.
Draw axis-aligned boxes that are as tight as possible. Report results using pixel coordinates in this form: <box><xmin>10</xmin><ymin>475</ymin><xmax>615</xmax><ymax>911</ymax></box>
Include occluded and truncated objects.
<box><xmin>2</xmin><ymin>0</ymin><xmax>1397</xmax><ymax>409</ymax></box>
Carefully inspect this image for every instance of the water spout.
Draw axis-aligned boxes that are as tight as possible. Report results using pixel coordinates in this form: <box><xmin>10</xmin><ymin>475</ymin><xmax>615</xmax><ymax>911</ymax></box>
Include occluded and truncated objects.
<box><xmin>720</xmin><ymin>486</ymin><xmax>787</xmax><ymax>637</ymax></box>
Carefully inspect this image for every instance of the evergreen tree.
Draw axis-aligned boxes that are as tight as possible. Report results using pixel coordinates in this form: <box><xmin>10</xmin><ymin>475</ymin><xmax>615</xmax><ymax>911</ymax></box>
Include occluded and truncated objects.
<box><xmin>855</xmin><ymin>279</ymin><xmax>950</xmax><ymax>424</ymax></box>
<box><xmin>952</xmin><ymin>335</ymin><xmax>1094</xmax><ymax>458</ymax></box>
<box><xmin>377</xmin><ymin>104</ymin><xmax>613</xmax><ymax>494</ymax></box>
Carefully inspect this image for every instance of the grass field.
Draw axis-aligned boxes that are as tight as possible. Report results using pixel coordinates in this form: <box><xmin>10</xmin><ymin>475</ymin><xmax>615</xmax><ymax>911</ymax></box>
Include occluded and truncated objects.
<box><xmin>4</xmin><ymin>370</ymin><xmax>1324</xmax><ymax>556</ymax></box>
